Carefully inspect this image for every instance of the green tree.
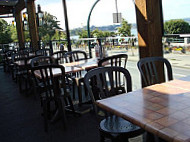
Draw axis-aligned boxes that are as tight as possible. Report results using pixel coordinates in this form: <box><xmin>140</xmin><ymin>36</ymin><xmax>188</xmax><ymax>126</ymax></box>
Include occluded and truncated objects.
<box><xmin>78</xmin><ymin>28</ymin><xmax>116</xmax><ymax>39</ymax></box>
<box><xmin>0</xmin><ymin>19</ymin><xmax>12</xmax><ymax>44</ymax></box>
<box><xmin>52</xmin><ymin>30</ymin><xmax>66</xmax><ymax>40</ymax></box>
<box><xmin>38</xmin><ymin>12</ymin><xmax>62</xmax><ymax>43</ymax></box>
<box><xmin>92</xmin><ymin>29</ymin><xmax>104</xmax><ymax>38</ymax></box>
<box><xmin>164</xmin><ymin>19</ymin><xmax>190</xmax><ymax>34</ymax></box>
<box><xmin>102</xmin><ymin>31</ymin><xmax>116</xmax><ymax>37</ymax></box>
<box><xmin>8</xmin><ymin>25</ymin><xmax>18</xmax><ymax>42</ymax></box>
<box><xmin>117</xmin><ymin>18</ymin><xmax>131</xmax><ymax>37</ymax></box>
<box><xmin>24</xmin><ymin>31</ymin><xmax>31</xmax><ymax>42</ymax></box>
<box><xmin>78</xmin><ymin>29</ymin><xmax>88</xmax><ymax>38</ymax></box>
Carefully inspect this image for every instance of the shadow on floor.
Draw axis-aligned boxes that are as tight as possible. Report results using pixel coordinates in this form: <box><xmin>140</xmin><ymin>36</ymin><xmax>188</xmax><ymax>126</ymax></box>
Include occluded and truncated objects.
<box><xmin>0</xmin><ymin>68</ymin><xmax>99</xmax><ymax>142</ymax></box>
<box><xmin>0</xmin><ymin>68</ymin><xmax>143</xmax><ymax>142</ymax></box>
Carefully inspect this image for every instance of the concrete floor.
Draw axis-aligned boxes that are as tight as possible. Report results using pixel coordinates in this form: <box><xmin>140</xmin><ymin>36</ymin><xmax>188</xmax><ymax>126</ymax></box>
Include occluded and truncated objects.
<box><xmin>0</xmin><ymin>67</ymin><xmax>143</xmax><ymax>142</ymax></box>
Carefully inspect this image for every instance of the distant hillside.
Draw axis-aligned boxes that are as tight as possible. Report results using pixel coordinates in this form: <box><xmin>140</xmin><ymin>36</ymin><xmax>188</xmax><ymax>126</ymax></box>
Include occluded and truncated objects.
<box><xmin>183</xmin><ymin>18</ymin><xmax>190</xmax><ymax>24</ymax></box>
<box><xmin>70</xmin><ymin>18</ymin><xmax>190</xmax><ymax>36</ymax></box>
<box><xmin>70</xmin><ymin>23</ymin><xmax>136</xmax><ymax>36</ymax></box>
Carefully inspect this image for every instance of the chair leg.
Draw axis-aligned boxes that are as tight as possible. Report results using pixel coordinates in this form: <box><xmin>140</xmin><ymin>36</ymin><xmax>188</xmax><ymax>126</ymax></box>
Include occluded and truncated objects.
<box><xmin>42</xmin><ymin>98</ymin><xmax>48</xmax><ymax>132</ymax></box>
<box><xmin>18</xmin><ymin>75</ymin><xmax>22</xmax><ymax>93</ymax></box>
<box><xmin>24</xmin><ymin>78</ymin><xmax>28</xmax><ymax>95</ymax></box>
<box><xmin>3</xmin><ymin>62</ymin><xmax>6</xmax><ymax>72</ymax></box>
<box><xmin>84</xmin><ymin>82</ymin><xmax>88</xmax><ymax>98</ymax></box>
<box><xmin>47</xmin><ymin>101</ymin><xmax>51</xmax><ymax>119</ymax></box>
<box><xmin>72</xmin><ymin>80</ymin><xmax>76</xmax><ymax>100</ymax></box>
<box><xmin>57</xmin><ymin>97</ymin><xmax>67</xmax><ymax>129</ymax></box>
<box><xmin>67</xmin><ymin>95</ymin><xmax>76</xmax><ymax>114</ymax></box>
<box><xmin>77</xmin><ymin>80</ymin><xmax>82</xmax><ymax>105</ymax></box>
<box><xmin>100</xmin><ymin>133</ymin><xmax>105</xmax><ymax>142</ymax></box>
<box><xmin>11</xmin><ymin>67</ymin><xmax>15</xmax><ymax>80</ymax></box>
<box><xmin>31</xmin><ymin>78</ymin><xmax>38</xmax><ymax>100</ymax></box>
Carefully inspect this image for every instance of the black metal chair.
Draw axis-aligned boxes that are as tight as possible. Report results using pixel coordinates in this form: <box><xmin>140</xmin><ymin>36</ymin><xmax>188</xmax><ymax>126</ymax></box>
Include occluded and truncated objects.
<box><xmin>30</xmin><ymin>56</ymin><xmax>54</xmax><ymax>97</ymax></box>
<box><xmin>137</xmin><ymin>56</ymin><xmax>173</xmax><ymax>87</ymax></box>
<box><xmin>12</xmin><ymin>52</ymin><xmax>29</xmax><ymax>92</ymax></box>
<box><xmin>20</xmin><ymin>55</ymin><xmax>43</xmax><ymax>94</ymax></box>
<box><xmin>51</xmin><ymin>50</ymin><xmax>67</xmax><ymax>64</ymax></box>
<box><xmin>4</xmin><ymin>50</ymin><xmax>16</xmax><ymax>73</ymax></box>
<box><xmin>30</xmin><ymin>56</ymin><xmax>53</xmax><ymax>67</ymax></box>
<box><xmin>64</xmin><ymin>50</ymin><xmax>88</xmax><ymax>105</ymax></box>
<box><xmin>98</xmin><ymin>54</ymin><xmax>128</xmax><ymax>95</ymax></box>
<box><xmin>84</xmin><ymin>66</ymin><xmax>144</xmax><ymax>142</ymax></box>
<box><xmin>98</xmin><ymin>54</ymin><xmax>128</xmax><ymax>68</ymax></box>
<box><xmin>35</xmin><ymin>48</ymin><xmax>53</xmax><ymax>56</ymax></box>
<box><xmin>31</xmin><ymin>64</ymin><xmax>74</xmax><ymax>131</ymax></box>
<box><xmin>64</xmin><ymin>50</ymin><xmax>87</xmax><ymax>63</ymax></box>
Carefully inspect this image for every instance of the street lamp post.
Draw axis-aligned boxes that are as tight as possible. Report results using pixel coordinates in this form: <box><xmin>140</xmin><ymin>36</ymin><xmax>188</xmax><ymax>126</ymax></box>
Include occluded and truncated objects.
<box><xmin>87</xmin><ymin>0</ymin><xmax>100</xmax><ymax>58</ymax></box>
<box><xmin>87</xmin><ymin>0</ymin><xmax>122</xmax><ymax>58</ymax></box>
<box><xmin>36</xmin><ymin>4</ymin><xmax>44</xmax><ymax>49</ymax></box>
<box><xmin>37</xmin><ymin>4</ymin><xmax>43</xmax><ymax>27</ymax></box>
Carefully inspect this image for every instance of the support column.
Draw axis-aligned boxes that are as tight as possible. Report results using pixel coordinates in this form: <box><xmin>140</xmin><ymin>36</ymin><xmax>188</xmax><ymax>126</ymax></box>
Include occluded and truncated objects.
<box><xmin>135</xmin><ymin>0</ymin><xmax>164</xmax><ymax>86</ymax></box>
<box><xmin>62</xmin><ymin>0</ymin><xmax>71</xmax><ymax>52</ymax></box>
<box><xmin>15</xmin><ymin>11</ymin><xmax>25</xmax><ymax>49</ymax></box>
<box><xmin>26</xmin><ymin>0</ymin><xmax>39</xmax><ymax>50</ymax></box>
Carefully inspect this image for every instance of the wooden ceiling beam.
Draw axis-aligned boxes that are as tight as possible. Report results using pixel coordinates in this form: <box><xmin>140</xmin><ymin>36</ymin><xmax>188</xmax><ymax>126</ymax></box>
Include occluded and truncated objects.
<box><xmin>0</xmin><ymin>6</ymin><xmax>14</xmax><ymax>15</ymax></box>
<box><xmin>15</xmin><ymin>0</ymin><xmax>25</xmax><ymax>13</ymax></box>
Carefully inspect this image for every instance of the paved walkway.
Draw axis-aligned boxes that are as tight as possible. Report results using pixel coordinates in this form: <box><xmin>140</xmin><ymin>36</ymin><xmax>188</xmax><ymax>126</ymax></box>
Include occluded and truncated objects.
<box><xmin>106</xmin><ymin>49</ymin><xmax>190</xmax><ymax>69</ymax></box>
<box><xmin>55</xmin><ymin>47</ymin><xmax>190</xmax><ymax>69</ymax></box>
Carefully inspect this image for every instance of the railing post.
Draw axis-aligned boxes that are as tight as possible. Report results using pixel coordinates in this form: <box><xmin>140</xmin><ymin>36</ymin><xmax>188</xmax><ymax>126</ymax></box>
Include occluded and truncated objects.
<box><xmin>49</xmin><ymin>41</ymin><xmax>53</xmax><ymax>53</ymax></box>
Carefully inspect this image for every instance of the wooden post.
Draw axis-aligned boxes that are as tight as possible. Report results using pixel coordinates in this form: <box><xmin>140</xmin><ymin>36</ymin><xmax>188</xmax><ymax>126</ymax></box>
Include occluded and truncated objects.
<box><xmin>26</xmin><ymin>0</ymin><xmax>39</xmax><ymax>50</ymax></box>
<box><xmin>15</xmin><ymin>11</ymin><xmax>25</xmax><ymax>49</ymax></box>
<box><xmin>135</xmin><ymin>0</ymin><xmax>165</xmax><ymax>86</ymax></box>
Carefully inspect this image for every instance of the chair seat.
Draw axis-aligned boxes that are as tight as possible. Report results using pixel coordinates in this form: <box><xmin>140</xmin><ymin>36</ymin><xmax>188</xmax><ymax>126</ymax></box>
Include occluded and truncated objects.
<box><xmin>100</xmin><ymin>115</ymin><xmax>143</xmax><ymax>137</ymax></box>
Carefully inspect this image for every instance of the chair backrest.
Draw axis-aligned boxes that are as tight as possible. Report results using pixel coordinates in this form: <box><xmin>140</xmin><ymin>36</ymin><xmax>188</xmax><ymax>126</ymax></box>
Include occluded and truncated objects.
<box><xmin>98</xmin><ymin>54</ymin><xmax>128</xmax><ymax>68</ymax></box>
<box><xmin>137</xmin><ymin>56</ymin><xmax>173</xmax><ymax>87</ymax></box>
<box><xmin>24</xmin><ymin>55</ymin><xmax>42</xmax><ymax>67</ymax></box>
<box><xmin>52</xmin><ymin>50</ymin><xmax>67</xmax><ymax>64</ymax></box>
<box><xmin>36</xmin><ymin>49</ymin><xmax>53</xmax><ymax>56</ymax></box>
<box><xmin>30</xmin><ymin>56</ymin><xmax>53</xmax><ymax>67</ymax></box>
<box><xmin>3</xmin><ymin>50</ymin><xmax>16</xmax><ymax>66</ymax></box>
<box><xmin>23</xmin><ymin>47</ymin><xmax>33</xmax><ymax>53</ymax></box>
<box><xmin>84</xmin><ymin>66</ymin><xmax>132</xmax><ymax>109</ymax></box>
<box><xmin>31</xmin><ymin>64</ymin><xmax>68</xmax><ymax>97</ymax></box>
<box><xmin>64</xmin><ymin>50</ymin><xmax>87</xmax><ymax>63</ymax></box>
<box><xmin>11</xmin><ymin>51</ymin><xmax>29</xmax><ymax>62</ymax></box>
<box><xmin>5</xmin><ymin>50</ymin><xmax>16</xmax><ymax>58</ymax></box>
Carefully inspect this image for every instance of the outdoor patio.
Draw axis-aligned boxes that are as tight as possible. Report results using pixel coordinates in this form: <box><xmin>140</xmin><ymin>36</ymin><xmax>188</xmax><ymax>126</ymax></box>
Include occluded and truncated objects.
<box><xmin>0</xmin><ymin>66</ymin><xmax>100</xmax><ymax>142</ymax></box>
<box><xmin>0</xmin><ymin>66</ymin><xmax>143</xmax><ymax>142</ymax></box>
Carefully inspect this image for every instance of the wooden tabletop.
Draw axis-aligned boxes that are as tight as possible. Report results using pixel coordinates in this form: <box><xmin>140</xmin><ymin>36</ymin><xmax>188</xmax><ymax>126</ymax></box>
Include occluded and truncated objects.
<box><xmin>96</xmin><ymin>78</ymin><xmax>190</xmax><ymax>142</ymax></box>
<box><xmin>33</xmin><ymin>58</ymin><xmax>98</xmax><ymax>79</ymax></box>
<box><xmin>14</xmin><ymin>60</ymin><xmax>31</xmax><ymax>66</ymax></box>
<box><xmin>61</xmin><ymin>58</ymin><xmax>98</xmax><ymax>70</ymax></box>
<box><xmin>33</xmin><ymin>66</ymin><xmax>83</xmax><ymax>79</ymax></box>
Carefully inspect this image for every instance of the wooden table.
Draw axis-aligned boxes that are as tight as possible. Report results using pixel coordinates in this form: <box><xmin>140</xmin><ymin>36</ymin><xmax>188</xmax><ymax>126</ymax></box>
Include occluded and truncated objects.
<box><xmin>33</xmin><ymin>66</ymin><xmax>82</xmax><ymax>79</ymax></box>
<box><xmin>61</xmin><ymin>58</ymin><xmax>98</xmax><ymax>71</ymax></box>
<box><xmin>96</xmin><ymin>78</ymin><xmax>190</xmax><ymax>142</ymax></box>
<box><xmin>14</xmin><ymin>60</ymin><xmax>31</xmax><ymax>66</ymax></box>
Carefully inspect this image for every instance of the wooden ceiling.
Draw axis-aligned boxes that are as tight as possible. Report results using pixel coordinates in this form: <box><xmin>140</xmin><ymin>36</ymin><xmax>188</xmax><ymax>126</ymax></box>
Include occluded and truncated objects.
<box><xmin>0</xmin><ymin>0</ymin><xmax>18</xmax><ymax>15</ymax></box>
<box><xmin>0</xmin><ymin>0</ymin><xmax>33</xmax><ymax>17</ymax></box>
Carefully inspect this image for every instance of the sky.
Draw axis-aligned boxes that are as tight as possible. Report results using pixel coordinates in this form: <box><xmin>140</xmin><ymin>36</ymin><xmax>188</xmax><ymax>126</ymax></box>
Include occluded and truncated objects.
<box><xmin>5</xmin><ymin>0</ymin><xmax>190</xmax><ymax>30</ymax></box>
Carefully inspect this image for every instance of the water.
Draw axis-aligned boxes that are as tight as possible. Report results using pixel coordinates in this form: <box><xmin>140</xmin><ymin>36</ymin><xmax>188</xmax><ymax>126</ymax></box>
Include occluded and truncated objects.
<box><xmin>70</xmin><ymin>28</ymin><xmax>138</xmax><ymax>40</ymax></box>
<box><xmin>131</xmin><ymin>28</ymin><xmax>137</xmax><ymax>37</ymax></box>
